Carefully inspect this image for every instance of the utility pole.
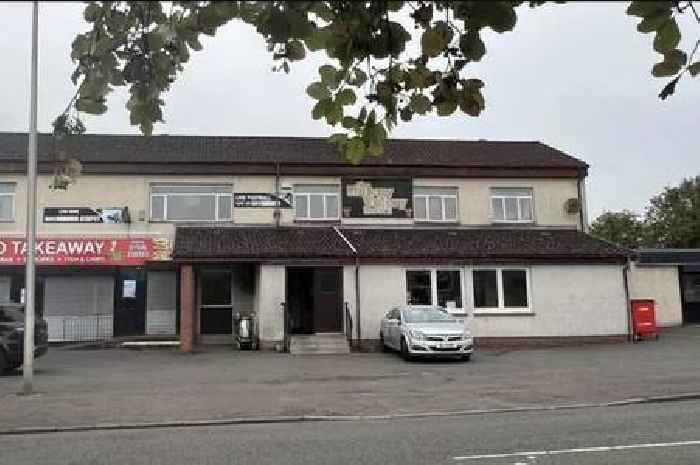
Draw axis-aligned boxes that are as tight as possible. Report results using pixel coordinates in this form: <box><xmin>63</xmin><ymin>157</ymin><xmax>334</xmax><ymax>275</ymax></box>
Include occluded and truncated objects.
<box><xmin>23</xmin><ymin>0</ymin><xmax>39</xmax><ymax>395</ymax></box>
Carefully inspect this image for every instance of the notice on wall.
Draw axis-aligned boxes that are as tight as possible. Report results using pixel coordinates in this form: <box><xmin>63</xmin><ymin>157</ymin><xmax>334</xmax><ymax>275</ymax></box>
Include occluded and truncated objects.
<box><xmin>342</xmin><ymin>178</ymin><xmax>412</xmax><ymax>218</ymax></box>
<box><xmin>0</xmin><ymin>237</ymin><xmax>171</xmax><ymax>266</ymax></box>
<box><xmin>122</xmin><ymin>279</ymin><xmax>137</xmax><ymax>298</ymax></box>
<box><xmin>233</xmin><ymin>193</ymin><xmax>292</xmax><ymax>208</ymax></box>
<box><xmin>44</xmin><ymin>207</ymin><xmax>129</xmax><ymax>224</ymax></box>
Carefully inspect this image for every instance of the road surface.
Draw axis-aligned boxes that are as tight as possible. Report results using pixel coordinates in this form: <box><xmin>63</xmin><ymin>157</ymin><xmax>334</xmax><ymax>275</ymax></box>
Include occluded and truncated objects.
<box><xmin>2</xmin><ymin>400</ymin><xmax>699</xmax><ymax>464</ymax></box>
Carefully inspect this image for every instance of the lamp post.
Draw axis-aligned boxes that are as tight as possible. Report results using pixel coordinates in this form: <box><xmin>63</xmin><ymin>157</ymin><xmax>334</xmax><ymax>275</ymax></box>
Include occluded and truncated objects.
<box><xmin>23</xmin><ymin>0</ymin><xmax>39</xmax><ymax>395</ymax></box>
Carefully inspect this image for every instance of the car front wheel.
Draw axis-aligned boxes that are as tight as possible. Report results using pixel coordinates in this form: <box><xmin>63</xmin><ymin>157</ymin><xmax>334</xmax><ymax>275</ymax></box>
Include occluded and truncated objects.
<box><xmin>400</xmin><ymin>337</ymin><xmax>412</xmax><ymax>361</ymax></box>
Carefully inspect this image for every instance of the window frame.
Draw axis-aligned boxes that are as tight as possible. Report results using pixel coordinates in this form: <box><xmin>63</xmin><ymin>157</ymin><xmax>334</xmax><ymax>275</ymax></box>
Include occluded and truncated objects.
<box><xmin>489</xmin><ymin>188</ymin><xmax>535</xmax><ymax>224</ymax></box>
<box><xmin>413</xmin><ymin>187</ymin><xmax>458</xmax><ymax>223</ymax></box>
<box><xmin>404</xmin><ymin>267</ymin><xmax>465</xmax><ymax>309</ymax></box>
<box><xmin>149</xmin><ymin>185</ymin><xmax>233</xmax><ymax>223</ymax></box>
<box><xmin>470</xmin><ymin>267</ymin><xmax>531</xmax><ymax>314</ymax></box>
<box><xmin>293</xmin><ymin>185</ymin><xmax>340</xmax><ymax>221</ymax></box>
<box><xmin>0</xmin><ymin>183</ymin><xmax>16</xmax><ymax>222</ymax></box>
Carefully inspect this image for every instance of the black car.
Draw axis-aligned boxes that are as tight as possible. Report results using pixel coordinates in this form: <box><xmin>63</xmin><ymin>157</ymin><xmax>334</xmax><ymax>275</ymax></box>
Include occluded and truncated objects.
<box><xmin>0</xmin><ymin>303</ymin><xmax>48</xmax><ymax>373</ymax></box>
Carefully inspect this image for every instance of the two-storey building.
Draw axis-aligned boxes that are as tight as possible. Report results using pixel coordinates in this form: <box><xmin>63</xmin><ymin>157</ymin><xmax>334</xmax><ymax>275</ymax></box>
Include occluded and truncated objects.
<box><xmin>0</xmin><ymin>133</ymin><xmax>629</xmax><ymax>352</ymax></box>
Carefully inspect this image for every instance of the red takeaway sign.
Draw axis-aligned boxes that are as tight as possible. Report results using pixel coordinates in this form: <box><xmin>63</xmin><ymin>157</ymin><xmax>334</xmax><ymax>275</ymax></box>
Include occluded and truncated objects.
<box><xmin>0</xmin><ymin>237</ymin><xmax>171</xmax><ymax>266</ymax></box>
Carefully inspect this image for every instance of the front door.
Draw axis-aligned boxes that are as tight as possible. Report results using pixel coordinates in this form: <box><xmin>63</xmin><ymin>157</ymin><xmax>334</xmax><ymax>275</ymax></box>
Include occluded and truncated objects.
<box><xmin>313</xmin><ymin>268</ymin><xmax>342</xmax><ymax>333</ymax></box>
<box><xmin>199</xmin><ymin>270</ymin><xmax>233</xmax><ymax>334</ymax></box>
<box><xmin>681</xmin><ymin>273</ymin><xmax>700</xmax><ymax>323</ymax></box>
<box><xmin>287</xmin><ymin>267</ymin><xmax>342</xmax><ymax>334</ymax></box>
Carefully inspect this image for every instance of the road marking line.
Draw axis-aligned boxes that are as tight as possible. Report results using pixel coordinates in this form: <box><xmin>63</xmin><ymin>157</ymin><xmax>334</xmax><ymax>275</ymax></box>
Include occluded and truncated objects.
<box><xmin>453</xmin><ymin>439</ymin><xmax>700</xmax><ymax>460</ymax></box>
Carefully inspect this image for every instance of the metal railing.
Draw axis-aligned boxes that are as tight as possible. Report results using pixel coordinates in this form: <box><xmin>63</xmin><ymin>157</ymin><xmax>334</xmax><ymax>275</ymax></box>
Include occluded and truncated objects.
<box><xmin>46</xmin><ymin>314</ymin><xmax>113</xmax><ymax>343</ymax></box>
<box><xmin>345</xmin><ymin>302</ymin><xmax>353</xmax><ymax>345</ymax></box>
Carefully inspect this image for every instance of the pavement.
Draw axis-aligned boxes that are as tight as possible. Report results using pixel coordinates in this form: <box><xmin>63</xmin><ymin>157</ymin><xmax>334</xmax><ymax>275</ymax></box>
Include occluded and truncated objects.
<box><xmin>2</xmin><ymin>399</ymin><xmax>700</xmax><ymax>464</ymax></box>
<box><xmin>1</xmin><ymin>326</ymin><xmax>700</xmax><ymax>432</ymax></box>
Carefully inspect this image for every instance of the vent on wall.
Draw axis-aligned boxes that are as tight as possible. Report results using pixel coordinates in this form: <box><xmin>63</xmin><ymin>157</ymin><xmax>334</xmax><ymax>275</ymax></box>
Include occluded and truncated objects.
<box><xmin>565</xmin><ymin>198</ymin><xmax>581</xmax><ymax>214</ymax></box>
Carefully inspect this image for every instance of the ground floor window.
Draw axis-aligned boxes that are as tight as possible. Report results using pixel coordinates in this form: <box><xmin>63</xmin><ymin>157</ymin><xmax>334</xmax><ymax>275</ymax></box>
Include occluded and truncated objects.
<box><xmin>472</xmin><ymin>268</ymin><xmax>530</xmax><ymax>311</ymax></box>
<box><xmin>405</xmin><ymin>269</ymin><xmax>464</xmax><ymax>309</ymax></box>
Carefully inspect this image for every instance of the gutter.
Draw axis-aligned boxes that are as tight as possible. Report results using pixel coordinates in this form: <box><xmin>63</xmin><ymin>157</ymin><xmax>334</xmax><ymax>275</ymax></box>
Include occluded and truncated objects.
<box><xmin>333</xmin><ymin>227</ymin><xmax>361</xmax><ymax>347</ymax></box>
<box><xmin>274</xmin><ymin>162</ymin><xmax>281</xmax><ymax>228</ymax></box>
<box><xmin>577</xmin><ymin>169</ymin><xmax>589</xmax><ymax>232</ymax></box>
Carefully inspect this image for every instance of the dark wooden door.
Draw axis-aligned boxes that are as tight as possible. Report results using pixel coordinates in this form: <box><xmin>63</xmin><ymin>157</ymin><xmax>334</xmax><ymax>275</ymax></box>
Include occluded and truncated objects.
<box><xmin>313</xmin><ymin>268</ymin><xmax>342</xmax><ymax>332</ymax></box>
<box><xmin>682</xmin><ymin>273</ymin><xmax>700</xmax><ymax>323</ymax></box>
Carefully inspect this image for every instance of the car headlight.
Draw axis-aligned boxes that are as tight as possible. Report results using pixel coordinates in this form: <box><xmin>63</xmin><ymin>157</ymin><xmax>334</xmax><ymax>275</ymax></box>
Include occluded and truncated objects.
<box><xmin>409</xmin><ymin>329</ymin><xmax>425</xmax><ymax>341</ymax></box>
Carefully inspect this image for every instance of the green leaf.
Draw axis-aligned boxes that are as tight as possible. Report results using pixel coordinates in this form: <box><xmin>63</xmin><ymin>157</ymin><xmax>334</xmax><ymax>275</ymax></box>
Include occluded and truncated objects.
<box><xmin>349</xmin><ymin>68</ymin><xmax>368</xmax><ymax>86</ymax></box>
<box><xmin>325</xmin><ymin>102</ymin><xmax>343</xmax><ymax>126</ymax></box>
<box><xmin>688</xmin><ymin>62</ymin><xmax>700</xmax><ymax>77</ymax></box>
<box><xmin>342</xmin><ymin>116</ymin><xmax>360</xmax><ymax>129</ymax></box>
<box><xmin>436</xmin><ymin>100</ymin><xmax>457</xmax><ymax>116</ymax></box>
<box><xmin>286</xmin><ymin>40</ymin><xmax>306</xmax><ymax>61</ymax></box>
<box><xmin>306</xmin><ymin>82</ymin><xmax>330</xmax><ymax>100</ymax></box>
<box><xmin>482</xmin><ymin>2</ymin><xmax>517</xmax><ymax>33</ymax></box>
<box><xmin>76</xmin><ymin>97</ymin><xmax>107</xmax><ymax>115</ymax></box>
<box><xmin>319</xmin><ymin>65</ymin><xmax>339</xmax><ymax>88</ymax></box>
<box><xmin>312</xmin><ymin>98</ymin><xmax>332</xmax><ymax>120</ymax></box>
<box><xmin>636</xmin><ymin>9</ymin><xmax>672</xmax><ymax>33</ymax></box>
<box><xmin>328</xmin><ymin>133</ymin><xmax>348</xmax><ymax>147</ymax></box>
<box><xmin>626</xmin><ymin>1</ymin><xmax>672</xmax><ymax>18</ymax></box>
<box><xmin>344</xmin><ymin>137</ymin><xmax>366</xmax><ymax>163</ymax></box>
<box><xmin>83</xmin><ymin>3</ymin><xmax>101</xmax><ymax>22</ymax></box>
<box><xmin>652</xmin><ymin>60</ymin><xmax>681</xmax><ymax>77</ymax></box>
<box><xmin>653</xmin><ymin>19</ymin><xmax>680</xmax><ymax>53</ymax></box>
<box><xmin>459</xmin><ymin>31</ymin><xmax>486</xmax><ymax>62</ymax></box>
<box><xmin>421</xmin><ymin>23</ymin><xmax>453</xmax><ymax>58</ymax></box>
<box><xmin>409</xmin><ymin>94</ymin><xmax>431</xmax><ymax>115</ymax></box>
<box><xmin>664</xmin><ymin>49</ymin><xmax>687</xmax><ymax>67</ymax></box>
<box><xmin>306</xmin><ymin>28</ymin><xmax>330</xmax><ymax>51</ymax></box>
<box><xmin>336</xmin><ymin>88</ymin><xmax>356</xmax><ymax>106</ymax></box>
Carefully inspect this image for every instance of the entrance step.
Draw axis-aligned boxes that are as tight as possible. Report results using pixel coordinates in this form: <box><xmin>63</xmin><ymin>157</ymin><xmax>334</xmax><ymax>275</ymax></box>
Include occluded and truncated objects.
<box><xmin>289</xmin><ymin>333</ymin><xmax>351</xmax><ymax>355</ymax></box>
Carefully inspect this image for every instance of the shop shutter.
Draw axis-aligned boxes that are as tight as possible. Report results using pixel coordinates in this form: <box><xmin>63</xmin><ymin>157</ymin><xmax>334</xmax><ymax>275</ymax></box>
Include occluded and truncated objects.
<box><xmin>146</xmin><ymin>271</ymin><xmax>176</xmax><ymax>335</ymax></box>
<box><xmin>44</xmin><ymin>276</ymin><xmax>114</xmax><ymax>341</ymax></box>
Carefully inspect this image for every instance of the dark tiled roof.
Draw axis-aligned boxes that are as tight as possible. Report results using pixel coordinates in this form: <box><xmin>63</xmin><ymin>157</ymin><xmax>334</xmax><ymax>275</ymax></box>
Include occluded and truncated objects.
<box><xmin>173</xmin><ymin>226</ymin><xmax>628</xmax><ymax>263</ymax></box>
<box><xmin>0</xmin><ymin>132</ymin><xmax>587</xmax><ymax>169</ymax></box>
<box><xmin>343</xmin><ymin>228</ymin><xmax>628</xmax><ymax>262</ymax></box>
<box><xmin>173</xmin><ymin>226</ymin><xmax>354</xmax><ymax>260</ymax></box>
<box><xmin>636</xmin><ymin>249</ymin><xmax>700</xmax><ymax>265</ymax></box>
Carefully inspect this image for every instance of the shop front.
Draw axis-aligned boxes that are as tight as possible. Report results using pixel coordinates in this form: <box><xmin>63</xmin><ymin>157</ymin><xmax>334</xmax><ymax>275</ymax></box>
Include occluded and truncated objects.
<box><xmin>0</xmin><ymin>236</ymin><xmax>173</xmax><ymax>341</ymax></box>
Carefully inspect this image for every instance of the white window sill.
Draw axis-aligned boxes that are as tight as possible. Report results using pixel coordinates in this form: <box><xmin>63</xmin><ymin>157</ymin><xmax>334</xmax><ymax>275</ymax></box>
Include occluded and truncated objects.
<box><xmin>490</xmin><ymin>220</ymin><xmax>536</xmax><ymax>225</ymax></box>
<box><xmin>473</xmin><ymin>309</ymin><xmax>534</xmax><ymax>316</ymax></box>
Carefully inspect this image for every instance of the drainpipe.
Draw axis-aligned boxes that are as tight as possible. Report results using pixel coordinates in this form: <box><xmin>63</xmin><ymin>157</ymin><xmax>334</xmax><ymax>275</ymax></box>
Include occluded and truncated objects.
<box><xmin>333</xmin><ymin>227</ymin><xmax>360</xmax><ymax>349</ymax></box>
<box><xmin>355</xmin><ymin>257</ymin><xmax>361</xmax><ymax>349</ymax></box>
<box><xmin>577</xmin><ymin>169</ymin><xmax>589</xmax><ymax>232</ymax></box>
<box><xmin>623</xmin><ymin>260</ymin><xmax>633</xmax><ymax>342</ymax></box>
<box><xmin>274</xmin><ymin>162</ymin><xmax>281</xmax><ymax>227</ymax></box>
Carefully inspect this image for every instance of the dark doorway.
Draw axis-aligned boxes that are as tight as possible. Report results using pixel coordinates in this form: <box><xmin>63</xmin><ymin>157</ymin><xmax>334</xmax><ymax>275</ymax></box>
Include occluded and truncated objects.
<box><xmin>114</xmin><ymin>268</ymin><xmax>146</xmax><ymax>337</ymax></box>
<box><xmin>681</xmin><ymin>272</ymin><xmax>700</xmax><ymax>324</ymax></box>
<box><xmin>199</xmin><ymin>270</ymin><xmax>233</xmax><ymax>335</ymax></box>
<box><xmin>287</xmin><ymin>267</ymin><xmax>342</xmax><ymax>334</ymax></box>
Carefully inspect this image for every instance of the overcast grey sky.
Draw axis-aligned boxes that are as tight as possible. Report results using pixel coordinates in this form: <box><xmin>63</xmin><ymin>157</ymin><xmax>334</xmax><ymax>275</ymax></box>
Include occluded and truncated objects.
<box><xmin>1</xmin><ymin>2</ymin><xmax>698</xmax><ymax>219</ymax></box>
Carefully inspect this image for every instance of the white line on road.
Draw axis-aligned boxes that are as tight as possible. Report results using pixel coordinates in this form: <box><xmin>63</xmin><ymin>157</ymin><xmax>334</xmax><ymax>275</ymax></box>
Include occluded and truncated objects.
<box><xmin>453</xmin><ymin>439</ymin><xmax>700</xmax><ymax>461</ymax></box>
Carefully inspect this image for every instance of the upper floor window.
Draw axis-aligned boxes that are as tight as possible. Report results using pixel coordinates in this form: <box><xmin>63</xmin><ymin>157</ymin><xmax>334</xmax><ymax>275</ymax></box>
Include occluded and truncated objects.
<box><xmin>150</xmin><ymin>184</ymin><xmax>232</xmax><ymax>222</ymax></box>
<box><xmin>490</xmin><ymin>188</ymin><xmax>534</xmax><ymax>223</ymax></box>
<box><xmin>294</xmin><ymin>185</ymin><xmax>339</xmax><ymax>221</ymax></box>
<box><xmin>413</xmin><ymin>187</ymin><xmax>458</xmax><ymax>222</ymax></box>
<box><xmin>0</xmin><ymin>183</ymin><xmax>15</xmax><ymax>222</ymax></box>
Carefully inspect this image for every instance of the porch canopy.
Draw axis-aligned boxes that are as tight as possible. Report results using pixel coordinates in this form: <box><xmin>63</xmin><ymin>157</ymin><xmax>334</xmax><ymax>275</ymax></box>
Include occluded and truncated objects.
<box><xmin>172</xmin><ymin>226</ymin><xmax>629</xmax><ymax>264</ymax></box>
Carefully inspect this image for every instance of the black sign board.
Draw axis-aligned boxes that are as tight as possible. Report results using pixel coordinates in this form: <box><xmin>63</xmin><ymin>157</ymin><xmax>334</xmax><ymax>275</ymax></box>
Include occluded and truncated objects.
<box><xmin>233</xmin><ymin>193</ymin><xmax>293</xmax><ymax>208</ymax></box>
<box><xmin>342</xmin><ymin>178</ymin><xmax>412</xmax><ymax>218</ymax></box>
<box><xmin>43</xmin><ymin>207</ymin><xmax>129</xmax><ymax>224</ymax></box>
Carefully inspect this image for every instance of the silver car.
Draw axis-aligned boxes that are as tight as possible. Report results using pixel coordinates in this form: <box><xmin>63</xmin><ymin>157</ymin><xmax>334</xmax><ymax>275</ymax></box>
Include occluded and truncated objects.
<box><xmin>379</xmin><ymin>306</ymin><xmax>473</xmax><ymax>361</ymax></box>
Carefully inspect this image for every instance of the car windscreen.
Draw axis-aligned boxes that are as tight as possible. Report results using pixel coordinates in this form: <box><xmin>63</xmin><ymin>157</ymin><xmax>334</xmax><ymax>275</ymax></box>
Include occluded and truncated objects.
<box><xmin>403</xmin><ymin>308</ymin><xmax>455</xmax><ymax>323</ymax></box>
<box><xmin>0</xmin><ymin>306</ymin><xmax>25</xmax><ymax>323</ymax></box>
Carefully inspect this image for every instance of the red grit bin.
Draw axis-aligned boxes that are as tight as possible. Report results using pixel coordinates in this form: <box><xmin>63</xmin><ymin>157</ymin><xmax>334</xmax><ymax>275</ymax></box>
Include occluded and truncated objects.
<box><xmin>631</xmin><ymin>299</ymin><xmax>658</xmax><ymax>341</ymax></box>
